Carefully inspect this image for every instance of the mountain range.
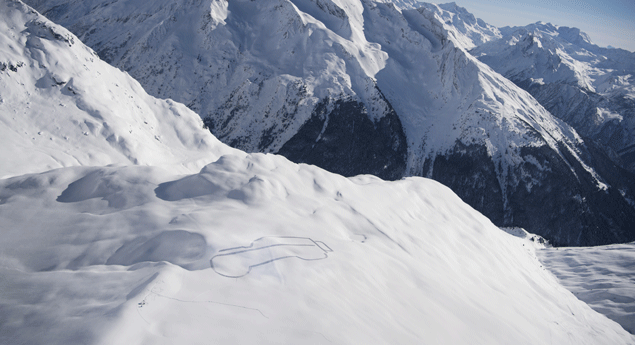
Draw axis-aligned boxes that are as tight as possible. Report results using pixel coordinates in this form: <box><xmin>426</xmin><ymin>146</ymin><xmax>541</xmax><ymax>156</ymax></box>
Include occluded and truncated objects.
<box><xmin>23</xmin><ymin>0</ymin><xmax>635</xmax><ymax>247</ymax></box>
<box><xmin>472</xmin><ymin>21</ymin><xmax>635</xmax><ymax>172</ymax></box>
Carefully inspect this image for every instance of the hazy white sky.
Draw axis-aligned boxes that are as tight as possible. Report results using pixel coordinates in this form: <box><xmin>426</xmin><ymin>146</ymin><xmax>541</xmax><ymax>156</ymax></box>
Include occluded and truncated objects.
<box><xmin>425</xmin><ymin>0</ymin><xmax>635</xmax><ymax>51</ymax></box>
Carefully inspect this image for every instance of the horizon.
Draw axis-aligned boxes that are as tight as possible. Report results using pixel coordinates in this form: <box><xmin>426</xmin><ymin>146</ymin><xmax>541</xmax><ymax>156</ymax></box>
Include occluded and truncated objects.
<box><xmin>423</xmin><ymin>0</ymin><xmax>635</xmax><ymax>52</ymax></box>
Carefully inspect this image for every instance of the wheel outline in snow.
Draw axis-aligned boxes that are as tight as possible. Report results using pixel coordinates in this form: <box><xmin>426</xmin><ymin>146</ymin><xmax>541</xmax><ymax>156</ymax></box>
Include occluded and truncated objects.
<box><xmin>210</xmin><ymin>236</ymin><xmax>333</xmax><ymax>278</ymax></box>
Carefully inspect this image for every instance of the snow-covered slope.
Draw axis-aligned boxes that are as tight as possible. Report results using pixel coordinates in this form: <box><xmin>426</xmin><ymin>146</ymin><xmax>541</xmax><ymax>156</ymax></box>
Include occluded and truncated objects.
<box><xmin>539</xmin><ymin>242</ymin><xmax>635</xmax><ymax>335</ymax></box>
<box><xmin>0</xmin><ymin>0</ymin><xmax>238</xmax><ymax>178</ymax></box>
<box><xmin>24</xmin><ymin>0</ymin><xmax>635</xmax><ymax>246</ymax></box>
<box><xmin>5</xmin><ymin>155</ymin><xmax>635</xmax><ymax>344</ymax></box>
<box><xmin>471</xmin><ymin>22</ymin><xmax>635</xmax><ymax>172</ymax></box>
<box><xmin>2</xmin><ymin>2</ymin><xmax>635</xmax><ymax>343</ymax></box>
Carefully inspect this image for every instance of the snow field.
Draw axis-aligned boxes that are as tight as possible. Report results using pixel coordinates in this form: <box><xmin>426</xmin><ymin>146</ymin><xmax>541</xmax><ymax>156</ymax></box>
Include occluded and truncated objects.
<box><xmin>539</xmin><ymin>243</ymin><xmax>635</xmax><ymax>335</ymax></box>
<box><xmin>1</xmin><ymin>153</ymin><xmax>633</xmax><ymax>344</ymax></box>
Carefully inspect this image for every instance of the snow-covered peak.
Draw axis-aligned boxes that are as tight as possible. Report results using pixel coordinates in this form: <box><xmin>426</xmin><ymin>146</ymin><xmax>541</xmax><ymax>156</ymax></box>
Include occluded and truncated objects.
<box><xmin>415</xmin><ymin>1</ymin><xmax>501</xmax><ymax>50</ymax></box>
<box><xmin>25</xmin><ymin>0</ymin><xmax>563</xmax><ymax>165</ymax></box>
<box><xmin>513</xmin><ymin>22</ymin><xmax>594</xmax><ymax>48</ymax></box>
<box><xmin>0</xmin><ymin>0</ymin><xmax>238</xmax><ymax>178</ymax></box>
<box><xmin>474</xmin><ymin>26</ymin><xmax>592</xmax><ymax>89</ymax></box>
<box><xmin>436</xmin><ymin>1</ymin><xmax>479</xmax><ymax>20</ymax></box>
<box><xmin>474</xmin><ymin>22</ymin><xmax>635</xmax><ymax>89</ymax></box>
<box><xmin>377</xmin><ymin>0</ymin><xmax>421</xmax><ymax>10</ymax></box>
<box><xmin>472</xmin><ymin>20</ymin><xmax>635</xmax><ymax>172</ymax></box>
<box><xmin>556</xmin><ymin>26</ymin><xmax>593</xmax><ymax>46</ymax></box>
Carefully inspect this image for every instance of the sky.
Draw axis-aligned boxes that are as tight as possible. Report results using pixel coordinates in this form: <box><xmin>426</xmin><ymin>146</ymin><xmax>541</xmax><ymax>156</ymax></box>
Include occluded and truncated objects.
<box><xmin>425</xmin><ymin>0</ymin><xmax>635</xmax><ymax>52</ymax></box>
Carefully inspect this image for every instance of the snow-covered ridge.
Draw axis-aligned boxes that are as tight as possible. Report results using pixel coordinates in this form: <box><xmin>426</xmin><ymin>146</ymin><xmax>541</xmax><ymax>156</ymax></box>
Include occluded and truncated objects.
<box><xmin>3</xmin><ymin>151</ymin><xmax>634</xmax><ymax>344</ymax></box>
<box><xmin>374</xmin><ymin>0</ymin><xmax>420</xmax><ymax>10</ymax></box>
<box><xmin>28</xmin><ymin>0</ymin><xmax>589</xmax><ymax>181</ymax></box>
<box><xmin>0</xmin><ymin>0</ymin><xmax>238</xmax><ymax>178</ymax></box>
<box><xmin>473</xmin><ymin>22</ymin><xmax>603</xmax><ymax>89</ymax></box>
<box><xmin>414</xmin><ymin>2</ymin><xmax>502</xmax><ymax>50</ymax></box>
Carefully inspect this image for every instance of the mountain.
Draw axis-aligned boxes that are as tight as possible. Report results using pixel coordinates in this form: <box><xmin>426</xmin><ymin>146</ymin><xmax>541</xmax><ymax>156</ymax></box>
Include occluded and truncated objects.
<box><xmin>411</xmin><ymin>2</ymin><xmax>502</xmax><ymax>50</ymax></box>
<box><xmin>471</xmin><ymin>22</ymin><xmax>635</xmax><ymax>173</ymax></box>
<box><xmin>1</xmin><ymin>3</ymin><xmax>635</xmax><ymax>343</ymax></box>
<box><xmin>23</xmin><ymin>0</ymin><xmax>635</xmax><ymax>246</ymax></box>
<box><xmin>0</xmin><ymin>0</ymin><xmax>239</xmax><ymax>178</ymax></box>
<box><xmin>26</xmin><ymin>0</ymin><xmax>412</xmax><ymax>180</ymax></box>
<box><xmin>375</xmin><ymin>0</ymin><xmax>420</xmax><ymax>10</ymax></box>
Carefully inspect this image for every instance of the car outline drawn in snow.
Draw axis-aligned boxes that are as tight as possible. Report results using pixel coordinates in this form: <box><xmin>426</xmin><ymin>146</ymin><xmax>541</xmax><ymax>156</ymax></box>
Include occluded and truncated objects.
<box><xmin>210</xmin><ymin>236</ymin><xmax>333</xmax><ymax>278</ymax></box>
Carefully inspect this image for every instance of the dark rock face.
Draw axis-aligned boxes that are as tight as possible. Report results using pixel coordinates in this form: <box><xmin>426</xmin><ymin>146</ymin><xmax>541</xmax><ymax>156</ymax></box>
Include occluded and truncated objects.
<box><xmin>277</xmin><ymin>98</ymin><xmax>408</xmax><ymax>181</ymax></box>
<box><xmin>507</xmin><ymin>143</ymin><xmax>635</xmax><ymax>246</ymax></box>
<box><xmin>424</xmin><ymin>143</ymin><xmax>506</xmax><ymax>225</ymax></box>
<box><xmin>427</xmin><ymin>141</ymin><xmax>635</xmax><ymax>247</ymax></box>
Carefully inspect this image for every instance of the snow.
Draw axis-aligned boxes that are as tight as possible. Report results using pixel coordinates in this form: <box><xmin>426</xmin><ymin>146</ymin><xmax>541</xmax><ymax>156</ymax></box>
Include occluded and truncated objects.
<box><xmin>1</xmin><ymin>1</ymin><xmax>634</xmax><ymax>344</ymax></box>
<box><xmin>539</xmin><ymin>242</ymin><xmax>635</xmax><ymax>335</ymax></box>
<box><xmin>471</xmin><ymin>20</ymin><xmax>635</xmax><ymax>153</ymax></box>
<box><xmin>500</xmin><ymin>226</ymin><xmax>550</xmax><ymax>249</ymax></box>
<box><xmin>343</xmin><ymin>1</ymin><xmax>591</xmax><ymax>181</ymax></box>
<box><xmin>23</xmin><ymin>0</ymin><xmax>591</xmax><ymax>178</ymax></box>
<box><xmin>0</xmin><ymin>0</ymin><xmax>237</xmax><ymax>179</ymax></box>
<box><xmin>596</xmin><ymin>107</ymin><xmax>623</xmax><ymax>124</ymax></box>
<box><xmin>375</xmin><ymin>0</ymin><xmax>420</xmax><ymax>10</ymax></box>
<box><xmin>415</xmin><ymin>2</ymin><xmax>502</xmax><ymax>50</ymax></box>
<box><xmin>21</xmin><ymin>0</ymin><xmax>631</xmax><ymax>244</ymax></box>
<box><xmin>2</xmin><ymin>156</ymin><xmax>633</xmax><ymax>345</ymax></box>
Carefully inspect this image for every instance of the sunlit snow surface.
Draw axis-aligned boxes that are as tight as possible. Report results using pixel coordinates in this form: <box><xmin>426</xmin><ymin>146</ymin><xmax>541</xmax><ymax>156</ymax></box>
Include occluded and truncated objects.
<box><xmin>1</xmin><ymin>1</ymin><xmax>634</xmax><ymax>344</ymax></box>
<box><xmin>1</xmin><ymin>158</ymin><xmax>634</xmax><ymax>345</ymax></box>
<box><xmin>0</xmin><ymin>0</ymin><xmax>234</xmax><ymax>178</ymax></box>
<box><xmin>539</xmin><ymin>243</ymin><xmax>635</xmax><ymax>335</ymax></box>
